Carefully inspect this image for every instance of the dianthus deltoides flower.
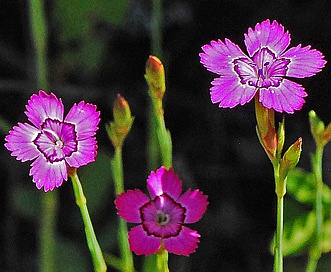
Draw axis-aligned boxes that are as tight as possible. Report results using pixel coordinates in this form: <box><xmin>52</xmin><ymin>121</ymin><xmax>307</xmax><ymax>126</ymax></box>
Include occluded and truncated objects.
<box><xmin>5</xmin><ymin>90</ymin><xmax>100</xmax><ymax>191</ymax></box>
<box><xmin>200</xmin><ymin>19</ymin><xmax>326</xmax><ymax>113</ymax></box>
<box><xmin>115</xmin><ymin>166</ymin><xmax>208</xmax><ymax>256</ymax></box>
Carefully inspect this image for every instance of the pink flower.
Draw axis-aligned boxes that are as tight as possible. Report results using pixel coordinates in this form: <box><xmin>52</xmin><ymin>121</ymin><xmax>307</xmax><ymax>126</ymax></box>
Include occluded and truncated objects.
<box><xmin>5</xmin><ymin>90</ymin><xmax>100</xmax><ymax>192</ymax></box>
<box><xmin>200</xmin><ymin>19</ymin><xmax>327</xmax><ymax>113</ymax></box>
<box><xmin>115</xmin><ymin>166</ymin><xmax>208</xmax><ymax>256</ymax></box>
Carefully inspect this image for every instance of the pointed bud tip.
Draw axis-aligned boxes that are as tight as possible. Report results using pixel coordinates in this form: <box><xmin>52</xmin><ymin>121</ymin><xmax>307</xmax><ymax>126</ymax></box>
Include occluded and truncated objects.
<box><xmin>146</xmin><ymin>55</ymin><xmax>163</xmax><ymax>72</ymax></box>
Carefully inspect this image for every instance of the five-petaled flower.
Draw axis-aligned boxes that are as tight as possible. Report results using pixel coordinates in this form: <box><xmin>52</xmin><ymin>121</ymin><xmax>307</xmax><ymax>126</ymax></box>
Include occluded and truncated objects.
<box><xmin>200</xmin><ymin>19</ymin><xmax>326</xmax><ymax>113</ymax></box>
<box><xmin>5</xmin><ymin>90</ymin><xmax>100</xmax><ymax>192</ymax></box>
<box><xmin>115</xmin><ymin>166</ymin><xmax>208</xmax><ymax>256</ymax></box>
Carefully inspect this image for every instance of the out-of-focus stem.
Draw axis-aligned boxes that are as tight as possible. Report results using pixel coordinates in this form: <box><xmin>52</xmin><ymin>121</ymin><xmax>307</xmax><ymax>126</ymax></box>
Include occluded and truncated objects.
<box><xmin>306</xmin><ymin>145</ymin><xmax>324</xmax><ymax>272</ymax></box>
<box><xmin>28</xmin><ymin>1</ymin><xmax>57</xmax><ymax>272</ymax></box>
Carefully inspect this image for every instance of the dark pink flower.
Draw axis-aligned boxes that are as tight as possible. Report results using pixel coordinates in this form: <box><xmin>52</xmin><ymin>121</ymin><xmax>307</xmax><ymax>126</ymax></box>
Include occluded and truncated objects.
<box><xmin>5</xmin><ymin>90</ymin><xmax>100</xmax><ymax>191</ymax></box>
<box><xmin>200</xmin><ymin>19</ymin><xmax>327</xmax><ymax>113</ymax></box>
<box><xmin>115</xmin><ymin>166</ymin><xmax>208</xmax><ymax>256</ymax></box>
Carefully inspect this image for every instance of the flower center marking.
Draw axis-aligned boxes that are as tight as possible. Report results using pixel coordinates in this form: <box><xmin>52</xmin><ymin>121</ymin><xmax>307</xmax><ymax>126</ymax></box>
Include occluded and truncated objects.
<box><xmin>157</xmin><ymin>210</ymin><xmax>170</xmax><ymax>225</ymax></box>
<box><xmin>233</xmin><ymin>47</ymin><xmax>290</xmax><ymax>89</ymax></box>
<box><xmin>34</xmin><ymin>118</ymin><xmax>78</xmax><ymax>163</ymax></box>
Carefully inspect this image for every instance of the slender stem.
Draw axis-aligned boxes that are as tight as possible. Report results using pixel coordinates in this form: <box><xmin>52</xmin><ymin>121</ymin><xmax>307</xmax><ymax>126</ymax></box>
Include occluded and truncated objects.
<box><xmin>306</xmin><ymin>254</ymin><xmax>318</xmax><ymax>272</ymax></box>
<box><xmin>306</xmin><ymin>145</ymin><xmax>324</xmax><ymax>272</ymax></box>
<box><xmin>70</xmin><ymin>171</ymin><xmax>107</xmax><ymax>272</ymax></box>
<box><xmin>273</xmin><ymin>162</ymin><xmax>284</xmax><ymax>272</ymax></box>
<box><xmin>110</xmin><ymin>147</ymin><xmax>135</xmax><ymax>272</ymax></box>
<box><xmin>28</xmin><ymin>0</ymin><xmax>48</xmax><ymax>89</ymax></box>
<box><xmin>152</xmin><ymin>98</ymin><xmax>172</xmax><ymax>169</ymax></box>
<box><xmin>151</xmin><ymin>0</ymin><xmax>162</xmax><ymax>58</ymax></box>
<box><xmin>147</xmin><ymin>0</ymin><xmax>163</xmax><ymax>171</ymax></box>
<box><xmin>28</xmin><ymin>1</ymin><xmax>56</xmax><ymax>272</ymax></box>
<box><xmin>39</xmin><ymin>192</ymin><xmax>58</xmax><ymax>272</ymax></box>
<box><xmin>274</xmin><ymin>195</ymin><xmax>284</xmax><ymax>272</ymax></box>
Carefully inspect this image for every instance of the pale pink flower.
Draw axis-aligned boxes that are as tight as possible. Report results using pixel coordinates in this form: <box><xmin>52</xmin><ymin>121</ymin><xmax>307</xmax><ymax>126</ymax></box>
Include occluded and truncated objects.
<box><xmin>200</xmin><ymin>19</ymin><xmax>326</xmax><ymax>113</ymax></box>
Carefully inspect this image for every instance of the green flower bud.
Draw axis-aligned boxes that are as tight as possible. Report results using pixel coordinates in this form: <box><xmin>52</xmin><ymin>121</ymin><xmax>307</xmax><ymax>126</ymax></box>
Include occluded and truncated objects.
<box><xmin>106</xmin><ymin>94</ymin><xmax>134</xmax><ymax>148</ymax></box>
<box><xmin>280</xmin><ymin>137</ymin><xmax>302</xmax><ymax>182</ymax></box>
<box><xmin>145</xmin><ymin>55</ymin><xmax>166</xmax><ymax>99</ymax></box>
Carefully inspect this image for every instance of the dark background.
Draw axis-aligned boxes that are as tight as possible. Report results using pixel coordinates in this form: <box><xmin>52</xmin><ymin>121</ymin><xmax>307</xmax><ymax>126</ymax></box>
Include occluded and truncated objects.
<box><xmin>1</xmin><ymin>0</ymin><xmax>331</xmax><ymax>271</ymax></box>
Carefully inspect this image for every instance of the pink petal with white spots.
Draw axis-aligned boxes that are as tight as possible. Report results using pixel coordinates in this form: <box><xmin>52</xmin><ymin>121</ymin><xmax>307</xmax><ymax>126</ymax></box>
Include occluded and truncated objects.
<box><xmin>199</xmin><ymin>38</ymin><xmax>247</xmax><ymax>75</ymax></box>
<box><xmin>282</xmin><ymin>44</ymin><xmax>327</xmax><ymax>78</ymax></box>
<box><xmin>4</xmin><ymin>122</ymin><xmax>40</xmax><ymax>162</ymax></box>
<box><xmin>128</xmin><ymin>225</ymin><xmax>161</xmax><ymax>256</ymax></box>
<box><xmin>147</xmin><ymin>167</ymin><xmax>182</xmax><ymax>200</ymax></box>
<box><xmin>25</xmin><ymin>90</ymin><xmax>64</xmax><ymax>128</ymax></box>
<box><xmin>65</xmin><ymin>101</ymin><xmax>100</xmax><ymax>140</ymax></box>
<box><xmin>29</xmin><ymin>156</ymin><xmax>67</xmax><ymax>191</ymax></box>
<box><xmin>259</xmin><ymin>79</ymin><xmax>307</xmax><ymax>113</ymax></box>
<box><xmin>210</xmin><ymin>76</ymin><xmax>257</xmax><ymax>108</ymax></box>
<box><xmin>115</xmin><ymin>189</ymin><xmax>150</xmax><ymax>223</ymax></box>
<box><xmin>178</xmin><ymin>189</ymin><xmax>208</xmax><ymax>223</ymax></box>
<box><xmin>164</xmin><ymin>226</ymin><xmax>200</xmax><ymax>256</ymax></box>
<box><xmin>244</xmin><ymin>19</ymin><xmax>291</xmax><ymax>57</ymax></box>
<box><xmin>65</xmin><ymin>137</ymin><xmax>98</xmax><ymax>168</ymax></box>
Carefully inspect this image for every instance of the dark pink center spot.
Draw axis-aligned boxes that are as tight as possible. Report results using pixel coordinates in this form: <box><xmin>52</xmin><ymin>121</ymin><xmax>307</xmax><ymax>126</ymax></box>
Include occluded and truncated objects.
<box><xmin>34</xmin><ymin>118</ymin><xmax>77</xmax><ymax>163</ymax></box>
<box><xmin>140</xmin><ymin>193</ymin><xmax>186</xmax><ymax>238</ymax></box>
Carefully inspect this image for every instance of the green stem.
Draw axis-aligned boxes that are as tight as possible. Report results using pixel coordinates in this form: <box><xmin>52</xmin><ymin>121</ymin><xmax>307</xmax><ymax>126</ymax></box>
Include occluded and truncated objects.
<box><xmin>152</xmin><ymin>98</ymin><xmax>172</xmax><ymax>169</ymax></box>
<box><xmin>147</xmin><ymin>0</ymin><xmax>163</xmax><ymax>171</ymax></box>
<box><xmin>110</xmin><ymin>147</ymin><xmax>135</xmax><ymax>272</ymax></box>
<box><xmin>273</xmin><ymin>162</ymin><xmax>284</xmax><ymax>272</ymax></box>
<box><xmin>306</xmin><ymin>145</ymin><xmax>324</xmax><ymax>272</ymax></box>
<box><xmin>29</xmin><ymin>0</ymin><xmax>48</xmax><ymax>89</ymax></box>
<box><xmin>70</xmin><ymin>171</ymin><xmax>107</xmax><ymax>272</ymax></box>
<box><xmin>306</xmin><ymin>254</ymin><xmax>318</xmax><ymax>272</ymax></box>
<box><xmin>28</xmin><ymin>1</ymin><xmax>56</xmax><ymax>272</ymax></box>
<box><xmin>151</xmin><ymin>0</ymin><xmax>162</xmax><ymax>58</ymax></box>
<box><xmin>156</xmin><ymin>249</ymin><xmax>169</xmax><ymax>272</ymax></box>
<box><xmin>39</xmin><ymin>192</ymin><xmax>58</xmax><ymax>272</ymax></box>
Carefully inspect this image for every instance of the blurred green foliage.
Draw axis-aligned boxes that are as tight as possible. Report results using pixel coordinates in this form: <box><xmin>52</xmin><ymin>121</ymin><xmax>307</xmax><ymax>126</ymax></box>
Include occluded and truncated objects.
<box><xmin>271</xmin><ymin>168</ymin><xmax>331</xmax><ymax>258</ymax></box>
<box><xmin>52</xmin><ymin>0</ymin><xmax>130</xmax><ymax>76</ymax></box>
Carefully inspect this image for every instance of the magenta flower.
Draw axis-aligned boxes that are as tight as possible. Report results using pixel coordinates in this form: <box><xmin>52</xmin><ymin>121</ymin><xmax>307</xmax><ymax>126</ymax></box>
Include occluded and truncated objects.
<box><xmin>200</xmin><ymin>19</ymin><xmax>326</xmax><ymax>113</ymax></box>
<box><xmin>5</xmin><ymin>90</ymin><xmax>100</xmax><ymax>192</ymax></box>
<box><xmin>115</xmin><ymin>166</ymin><xmax>208</xmax><ymax>256</ymax></box>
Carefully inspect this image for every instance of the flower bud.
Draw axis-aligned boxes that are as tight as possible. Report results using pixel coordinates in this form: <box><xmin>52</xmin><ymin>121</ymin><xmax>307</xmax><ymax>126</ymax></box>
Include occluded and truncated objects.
<box><xmin>309</xmin><ymin>110</ymin><xmax>331</xmax><ymax>147</ymax></box>
<box><xmin>106</xmin><ymin>94</ymin><xmax>134</xmax><ymax>148</ymax></box>
<box><xmin>145</xmin><ymin>55</ymin><xmax>166</xmax><ymax>99</ymax></box>
<box><xmin>255</xmin><ymin>96</ymin><xmax>277</xmax><ymax>162</ymax></box>
<box><xmin>280</xmin><ymin>137</ymin><xmax>302</xmax><ymax>182</ymax></box>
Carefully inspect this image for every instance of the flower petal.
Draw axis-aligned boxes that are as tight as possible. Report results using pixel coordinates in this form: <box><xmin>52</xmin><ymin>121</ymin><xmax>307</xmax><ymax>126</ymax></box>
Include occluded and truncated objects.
<box><xmin>29</xmin><ymin>156</ymin><xmax>68</xmax><ymax>191</ymax></box>
<box><xmin>282</xmin><ymin>44</ymin><xmax>327</xmax><ymax>78</ymax></box>
<box><xmin>65</xmin><ymin>137</ymin><xmax>98</xmax><ymax>168</ymax></box>
<box><xmin>178</xmin><ymin>189</ymin><xmax>208</xmax><ymax>223</ymax></box>
<box><xmin>65</xmin><ymin>101</ymin><xmax>100</xmax><ymax>140</ymax></box>
<box><xmin>244</xmin><ymin>19</ymin><xmax>290</xmax><ymax>56</ymax></box>
<box><xmin>4</xmin><ymin>122</ymin><xmax>40</xmax><ymax>162</ymax></box>
<box><xmin>128</xmin><ymin>225</ymin><xmax>161</xmax><ymax>256</ymax></box>
<box><xmin>115</xmin><ymin>189</ymin><xmax>150</xmax><ymax>223</ymax></box>
<box><xmin>147</xmin><ymin>167</ymin><xmax>182</xmax><ymax>200</ymax></box>
<box><xmin>164</xmin><ymin>226</ymin><xmax>200</xmax><ymax>256</ymax></box>
<box><xmin>200</xmin><ymin>38</ymin><xmax>247</xmax><ymax>75</ymax></box>
<box><xmin>210</xmin><ymin>76</ymin><xmax>257</xmax><ymax>108</ymax></box>
<box><xmin>259</xmin><ymin>79</ymin><xmax>307</xmax><ymax>113</ymax></box>
<box><xmin>25</xmin><ymin>90</ymin><xmax>64</xmax><ymax>129</ymax></box>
